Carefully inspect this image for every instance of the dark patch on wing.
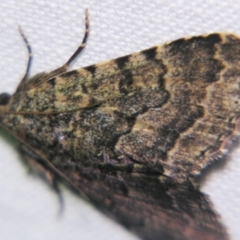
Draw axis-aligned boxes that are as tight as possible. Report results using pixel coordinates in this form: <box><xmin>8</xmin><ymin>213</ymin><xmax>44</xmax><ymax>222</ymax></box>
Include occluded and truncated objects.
<box><xmin>61</xmin><ymin>70</ymin><xmax>79</xmax><ymax>79</ymax></box>
<box><xmin>48</xmin><ymin>78</ymin><xmax>56</xmax><ymax>87</ymax></box>
<box><xmin>81</xmin><ymin>83</ymin><xmax>88</xmax><ymax>93</ymax></box>
<box><xmin>118</xmin><ymin>71</ymin><xmax>133</xmax><ymax>95</ymax></box>
<box><xmin>115</xmin><ymin>55</ymin><xmax>130</xmax><ymax>70</ymax></box>
<box><xmin>84</xmin><ymin>65</ymin><xmax>96</xmax><ymax>75</ymax></box>
<box><xmin>142</xmin><ymin>47</ymin><xmax>157</xmax><ymax>61</ymax></box>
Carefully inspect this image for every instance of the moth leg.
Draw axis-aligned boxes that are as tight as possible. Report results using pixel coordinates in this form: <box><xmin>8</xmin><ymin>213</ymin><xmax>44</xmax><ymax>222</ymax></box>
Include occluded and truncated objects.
<box><xmin>19</xmin><ymin>144</ymin><xmax>64</xmax><ymax>213</ymax></box>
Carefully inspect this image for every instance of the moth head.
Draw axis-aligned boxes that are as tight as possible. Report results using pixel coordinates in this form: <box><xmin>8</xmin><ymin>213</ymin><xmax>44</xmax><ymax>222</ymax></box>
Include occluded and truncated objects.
<box><xmin>0</xmin><ymin>92</ymin><xmax>11</xmax><ymax>106</ymax></box>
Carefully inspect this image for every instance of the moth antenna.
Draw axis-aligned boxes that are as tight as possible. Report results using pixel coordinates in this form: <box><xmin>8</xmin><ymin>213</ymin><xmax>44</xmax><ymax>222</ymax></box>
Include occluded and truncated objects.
<box><xmin>16</xmin><ymin>9</ymin><xmax>89</xmax><ymax>90</ymax></box>
<box><xmin>18</xmin><ymin>26</ymin><xmax>33</xmax><ymax>82</ymax></box>
<box><xmin>65</xmin><ymin>8</ymin><xmax>89</xmax><ymax>66</ymax></box>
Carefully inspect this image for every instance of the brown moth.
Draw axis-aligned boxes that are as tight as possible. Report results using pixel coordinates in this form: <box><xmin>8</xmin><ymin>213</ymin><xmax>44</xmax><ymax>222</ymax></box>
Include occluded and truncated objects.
<box><xmin>1</xmin><ymin>9</ymin><xmax>239</xmax><ymax>240</ymax></box>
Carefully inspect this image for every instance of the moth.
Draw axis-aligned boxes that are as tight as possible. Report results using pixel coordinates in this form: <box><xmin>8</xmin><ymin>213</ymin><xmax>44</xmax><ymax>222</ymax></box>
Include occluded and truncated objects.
<box><xmin>1</xmin><ymin>9</ymin><xmax>239</xmax><ymax>240</ymax></box>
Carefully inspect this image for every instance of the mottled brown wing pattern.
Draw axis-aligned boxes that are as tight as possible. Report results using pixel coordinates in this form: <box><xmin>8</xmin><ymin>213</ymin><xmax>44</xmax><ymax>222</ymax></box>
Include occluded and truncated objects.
<box><xmin>4</xmin><ymin>33</ymin><xmax>240</xmax><ymax>181</ymax></box>
<box><xmin>1</xmin><ymin>32</ymin><xmax>240</xmax><ymax>240</ymax></box>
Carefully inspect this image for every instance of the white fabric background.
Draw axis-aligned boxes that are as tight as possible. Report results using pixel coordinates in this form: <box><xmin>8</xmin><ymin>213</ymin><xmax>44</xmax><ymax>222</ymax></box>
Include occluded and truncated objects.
<box><xmin>0</xmin><ymin>1</ymin><xmax>239</xmax><ymax>239</ymax></box>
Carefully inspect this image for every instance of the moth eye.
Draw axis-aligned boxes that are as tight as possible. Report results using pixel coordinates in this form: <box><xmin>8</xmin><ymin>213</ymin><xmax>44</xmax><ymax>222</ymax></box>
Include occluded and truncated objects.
<box><xmin>0</xmin><ymin>93</ymin><xmax>11</xmax><ymax>106</ymax></box>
